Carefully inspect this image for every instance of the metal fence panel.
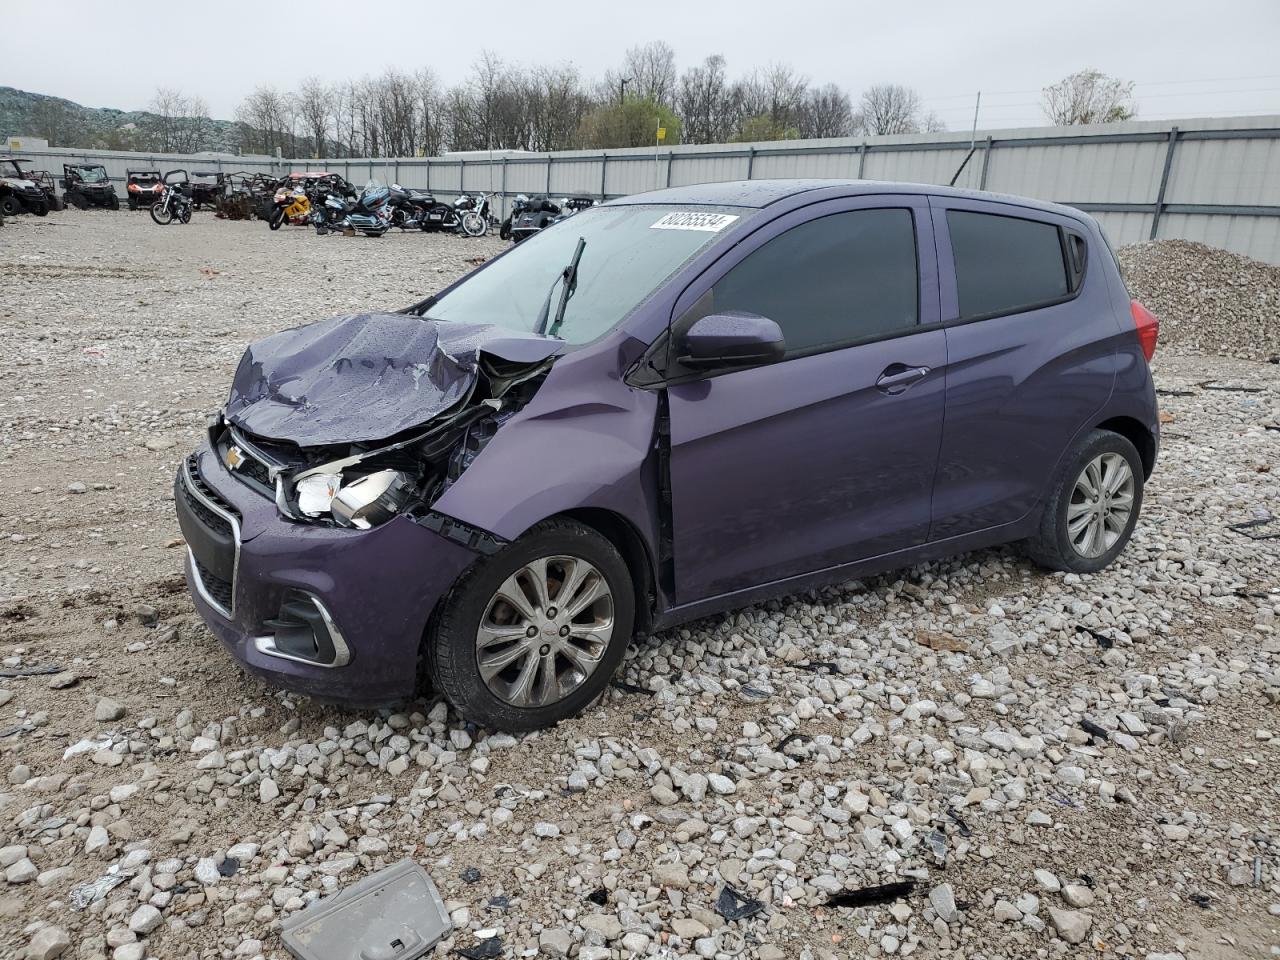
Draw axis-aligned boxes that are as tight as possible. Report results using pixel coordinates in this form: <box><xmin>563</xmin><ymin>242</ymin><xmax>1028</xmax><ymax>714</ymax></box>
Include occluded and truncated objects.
<box><xmin>8</xmin><ymin>115</ymin><xmax>1280</xmax><ymax>261</ymax></box>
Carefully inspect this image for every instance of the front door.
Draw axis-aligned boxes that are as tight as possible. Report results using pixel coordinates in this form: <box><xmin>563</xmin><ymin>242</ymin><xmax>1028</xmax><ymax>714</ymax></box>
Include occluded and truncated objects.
<box><xmin>665</xmin><ymin>196</ymin><xmax>947</xmax><ymax>605</ymax></box>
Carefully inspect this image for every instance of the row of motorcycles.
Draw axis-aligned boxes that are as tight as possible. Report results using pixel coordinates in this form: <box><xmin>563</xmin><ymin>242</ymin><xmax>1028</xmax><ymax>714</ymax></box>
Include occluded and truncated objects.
<box><xmin>267</xmin><ymin>174</ymin><xmax>496</xmax><ymax>238</ymax></box>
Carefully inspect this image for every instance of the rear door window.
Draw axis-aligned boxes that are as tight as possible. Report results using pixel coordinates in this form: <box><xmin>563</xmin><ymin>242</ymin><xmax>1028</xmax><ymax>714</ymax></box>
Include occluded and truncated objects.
<box><xmin>708</xmin><ymin>208</ymin><xmax>918</xmax><ymax>356</ymax></box>
<box><xmin>947</xmin><ymin>210</ymin><xmax>1069</xmax><ymax>320</ymax></box>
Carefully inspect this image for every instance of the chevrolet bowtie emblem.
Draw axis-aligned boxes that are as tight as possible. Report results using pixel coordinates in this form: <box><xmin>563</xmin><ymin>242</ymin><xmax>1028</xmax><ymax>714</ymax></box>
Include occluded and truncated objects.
<box><xmin>225</xmin><ymin>445</ymin><xmax>245</xmax><ymax>470</ymax></box>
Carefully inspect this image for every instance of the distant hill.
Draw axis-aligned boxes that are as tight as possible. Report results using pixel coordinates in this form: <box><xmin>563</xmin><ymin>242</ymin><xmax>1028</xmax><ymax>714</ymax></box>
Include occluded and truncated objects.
<box><xmin>0</xmin><ymin>86</ymin><xmax>242</xmax><ymax>154</ymax></box>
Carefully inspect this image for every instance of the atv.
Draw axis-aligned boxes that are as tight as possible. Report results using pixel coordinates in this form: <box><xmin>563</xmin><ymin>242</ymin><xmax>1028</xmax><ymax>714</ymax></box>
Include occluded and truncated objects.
<box><xmin>126</xmin><ymin>168</ymin><xmax>165</xmax><ymax>211</ymax></box>
<box><xmin>61</xmin><ymin>163</ymin><xmax>118</xmax><ymax>209</ymax></box>
<box><xmin>0</xmin><ymin>158</ymin><xmax>64</xmax><ymax>211</ymax></box>
<box><xmin>0</xmin><ymin>157</ymin><xmax>51</xmax><ymax>216</ymax></box>
<box><xmin>189</xmin><ymin>171</ymin><xmax>225</xmax><ymax>210</ymax></box>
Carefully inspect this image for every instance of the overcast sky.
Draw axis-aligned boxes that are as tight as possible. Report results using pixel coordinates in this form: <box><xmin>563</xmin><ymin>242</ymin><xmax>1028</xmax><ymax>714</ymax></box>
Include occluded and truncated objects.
<box><xmin>5</xmin><ymin>0</ymin><xmax>1278</xmax><ymax>129</ymax></box>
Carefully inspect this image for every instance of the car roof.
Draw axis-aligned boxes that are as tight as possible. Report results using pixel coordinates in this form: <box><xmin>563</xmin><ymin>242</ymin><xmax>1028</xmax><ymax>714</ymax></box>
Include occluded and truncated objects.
<box><xmin>607</xmin><ymin>179</ymin><xmax>1082</xmax><ymax>220</ymax></box>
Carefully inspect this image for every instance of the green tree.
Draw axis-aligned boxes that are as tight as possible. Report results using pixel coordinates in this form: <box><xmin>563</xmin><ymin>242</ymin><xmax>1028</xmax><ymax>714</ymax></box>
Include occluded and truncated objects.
<box><xmin>576</xmin><ymin>97</ymin><xmax>682</xmax><ymax>149</ymax></box>
<box><xmin>730</xmin><ymin>114</ymin><xmax>799</xmax><ymax>143</ymax></box>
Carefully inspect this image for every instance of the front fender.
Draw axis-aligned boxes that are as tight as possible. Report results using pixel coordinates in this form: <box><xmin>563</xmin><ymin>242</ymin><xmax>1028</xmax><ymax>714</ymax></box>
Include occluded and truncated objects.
<box><xmin>430</xmin><ymin>342</ymin><xmax>662</xmax><ymax>556</ymax></box>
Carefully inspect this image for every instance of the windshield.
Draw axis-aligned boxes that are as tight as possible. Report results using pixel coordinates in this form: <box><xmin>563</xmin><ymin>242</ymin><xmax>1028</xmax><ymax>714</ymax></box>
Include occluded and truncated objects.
<box><xmin>428</xmin><ymin>204</ymin><xmax>748</xmax><ymax>344</ymax></box>
<box><xmin>78</xmin><ymin>167</ymin><xmax>108</xmax><ymax>183</ymax></box>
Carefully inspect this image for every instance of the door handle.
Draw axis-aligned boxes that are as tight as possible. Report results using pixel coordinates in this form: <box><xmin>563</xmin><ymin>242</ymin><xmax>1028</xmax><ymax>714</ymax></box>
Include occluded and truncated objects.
<box><xmin>876</xmin><ymin>365</ymin><xmax>931</xmax><ymax>394</ymax></box>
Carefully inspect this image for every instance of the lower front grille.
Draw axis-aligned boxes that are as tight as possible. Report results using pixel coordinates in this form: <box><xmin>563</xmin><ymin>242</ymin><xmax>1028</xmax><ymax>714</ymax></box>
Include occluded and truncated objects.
<box><xmin>193</xmin><ymin>555</ymin><xmax>234</xmax><ymax>611</ymax></box>
<box><xmin>177</xmin><ymin>453</ymin><xmax>241</xmax><ymax>619</ymax></box>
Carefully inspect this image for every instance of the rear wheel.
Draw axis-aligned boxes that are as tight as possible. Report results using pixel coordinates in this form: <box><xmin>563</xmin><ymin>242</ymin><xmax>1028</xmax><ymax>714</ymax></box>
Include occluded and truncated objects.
<box><xmin>427</xmin><ymin>518</ymin><xmax>635</xmax><ymax>731</ymax></box>
<box><xmin>47</xmin><ymin>195</ymin><xmax>65</xmax><ymax>212</ymax></box>
<box><xmin>108</xmin><ymin>194</ymin><xmax>120</xmax><ymax>210</ymax></box>
<box><xmin>150</xmin><ymin>201</ymin><xmax>172</xmax><ymax>225</ymax></box>
<box><xmin>66</xmin><ymin>191</ymin><xmax>88</xmax><ymax>210</ymax></box>
<box><xmin>1025</xmin><ymin>429</ymin><xmax>1144</xmax><ymax>573</ymax></box>
<box><xmin>31</xmin><ymin>200</ymin><xmax>48</xmax><ymax>216</ymax></box>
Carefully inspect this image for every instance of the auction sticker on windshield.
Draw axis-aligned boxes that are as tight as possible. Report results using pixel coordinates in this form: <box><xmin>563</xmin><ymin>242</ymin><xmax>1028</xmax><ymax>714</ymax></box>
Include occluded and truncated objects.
<box><xmin>650</xmin><ymin>212</ymin><xmax>739</xmax><ymax>231</ymax></box>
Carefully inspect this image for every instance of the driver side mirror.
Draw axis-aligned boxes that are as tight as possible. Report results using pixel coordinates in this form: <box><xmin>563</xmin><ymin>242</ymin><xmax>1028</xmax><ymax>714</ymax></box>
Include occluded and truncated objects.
<box><xmin>677</xmin><ymin>312</ymin><xmax>786</xmax><ymax>369</ymax></box>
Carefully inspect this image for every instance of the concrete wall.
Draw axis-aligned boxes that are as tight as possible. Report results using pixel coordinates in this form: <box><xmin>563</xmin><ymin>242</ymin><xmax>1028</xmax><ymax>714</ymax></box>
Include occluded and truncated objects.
<box><xmin>12</xmin><ymin>114</ymin><xmax>1280</xmax><ymax>262</ymax></box>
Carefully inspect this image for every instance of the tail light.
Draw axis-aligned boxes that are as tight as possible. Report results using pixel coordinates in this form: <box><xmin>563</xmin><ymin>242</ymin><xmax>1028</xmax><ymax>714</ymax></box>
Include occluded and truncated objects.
<box><xmin>1131</xmin><ymin>300</ymin><xmax>1159</xmax><ymax>362</ymax></box>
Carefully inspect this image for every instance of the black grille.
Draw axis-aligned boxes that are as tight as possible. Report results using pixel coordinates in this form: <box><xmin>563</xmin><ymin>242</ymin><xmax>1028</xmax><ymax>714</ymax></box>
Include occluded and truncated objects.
<box><xmin>193</xmin><ymin>556</ymin><xmax>234</xmax><ymax>611</ymax></box>
<box><xmin>239</xmin><ymin>452</ymin><xmax>271</xmax><ymax>488</ymax></box>
<box><xmin>182</xmin><ymin>455</ymin><xmax>234</xmax><ymax>537</ymax></box>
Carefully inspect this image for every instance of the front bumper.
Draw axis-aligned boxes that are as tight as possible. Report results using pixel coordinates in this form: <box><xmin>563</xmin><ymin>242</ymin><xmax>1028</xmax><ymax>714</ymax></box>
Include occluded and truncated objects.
<box><xmin>177</xmin><ymin>442</ymin><xmax>483</xmax><ymax>705</ymax></box>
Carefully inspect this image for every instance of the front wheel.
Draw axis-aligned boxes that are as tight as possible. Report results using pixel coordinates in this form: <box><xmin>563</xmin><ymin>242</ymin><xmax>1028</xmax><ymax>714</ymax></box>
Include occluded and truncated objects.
<box><xmin>268</xmin><ymin>207</ymin><xmax>285</xmax><ymax>230</ymax></box>
<box><xmin>150</xmin><ymin>201</ymin><xmax>172</xmax><ymax>225</ymax></box>
<box><xmin>499</xmin><ymin>217</ymin><xmax>512</xmax><ymax>240</ymax></box>
<box><xmin>180</xmin><ymin>205</ymin><xmax>192</xmax><ymax>224</ymax></box>
<box><xmin>1025</xmin><ymin>429</ymin><xmax>1144</xmax><ymax>573</ymax></box>
<box><xmin>461</xmin><ymin>211</ymin><xmax>487</xmax><ymax>237</ymax></box>
<box><xmin>427</xmin><ymin>518</ymin><xmax>635</xmax><ymax>731</ymax></box>
<box><xmin>108</xmin><ymin>194</ymin><xmax>120</xmax><ymax>210</ymax></box>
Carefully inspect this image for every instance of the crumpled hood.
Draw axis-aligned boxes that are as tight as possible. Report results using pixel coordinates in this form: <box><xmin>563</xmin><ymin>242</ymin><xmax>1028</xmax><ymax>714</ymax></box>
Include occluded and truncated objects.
<box><xmin>225</xmin><ymin>312</ymin><xmax>561</xmax><ymax>446</ymax></box>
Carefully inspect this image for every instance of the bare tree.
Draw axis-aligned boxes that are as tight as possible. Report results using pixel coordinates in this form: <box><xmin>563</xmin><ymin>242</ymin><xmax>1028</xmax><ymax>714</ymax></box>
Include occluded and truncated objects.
<box><xmin>235</xmin><ymin>86</ymin><xmax>291</xmax><ymax>155</ymax></box>
<box><xmin>859</xmin><ymin>84</ymin><xmax>932</xmax><ymax>135</ymax></box>
<box><xmin>622</xmin><ymin>41</ymin><xmax>678</xmax><ymax>105</ymax></box>
<box><xmin>677</xmin><ymin>54</ymin><xmax>735</xmax><ymax>145</ymax></box>
<box><xmin>736</xmin><ymin>63</ymin><xmax>808</xmax><ymax>132</ymax></box>
<box><xmin>798</xmin><ymin>84</ymin><xmax>856</xmax><ymax>139</ymax></box>
<box><xmin>295</xmin><ymin>77</ymin><xmax>333</xmax><ymax>157</ymax></box>
<box><xmin>1042</xmin><ymin>69</ymin><xmax>1136</xmax><ymax>125</ymax></box>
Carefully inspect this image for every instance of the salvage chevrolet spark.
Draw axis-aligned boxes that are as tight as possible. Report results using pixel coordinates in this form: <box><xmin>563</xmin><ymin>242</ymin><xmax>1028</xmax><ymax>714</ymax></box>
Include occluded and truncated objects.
<box><xmin>177</xmin><ymin>180</ymin><xmax>1160</xmax><ymax>730</ymax></box>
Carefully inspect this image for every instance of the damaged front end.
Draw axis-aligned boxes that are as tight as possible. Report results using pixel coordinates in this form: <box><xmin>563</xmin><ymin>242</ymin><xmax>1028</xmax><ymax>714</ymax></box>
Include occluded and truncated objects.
<box><xmin>213</xmin><ymin>312</ymin><xmax>560</xmax><ymax>547</ymax></box>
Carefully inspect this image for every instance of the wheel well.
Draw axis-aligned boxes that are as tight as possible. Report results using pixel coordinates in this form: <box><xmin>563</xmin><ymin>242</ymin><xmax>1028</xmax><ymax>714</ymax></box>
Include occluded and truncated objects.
<box><xmin>559</xmin><ymin>508</ymin><xmax>656</xmax><ymax>634</ymax></box>
<box><xmin>1097</xmin><ymin>416</ymin><xmax>1155</xmax><ymax>478</ymax></box>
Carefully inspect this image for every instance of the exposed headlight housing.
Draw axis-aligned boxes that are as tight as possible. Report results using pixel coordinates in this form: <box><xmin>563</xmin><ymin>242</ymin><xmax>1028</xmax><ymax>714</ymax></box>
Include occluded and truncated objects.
<box><xmin>329</xmin><ymin>469</ymin><xmax>410</xmax><ymax>529</ymax></box>
<box><xmin>296</xmin><ymin>473</ymin><xmax>341</xmax><ymax>516</ymax></box>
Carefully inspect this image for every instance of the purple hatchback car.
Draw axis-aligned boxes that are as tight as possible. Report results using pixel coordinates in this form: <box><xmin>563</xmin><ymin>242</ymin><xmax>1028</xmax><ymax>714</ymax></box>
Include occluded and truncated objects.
<box><xmin>177</xmin><ymin>180</ymin><xmax>1160</xmax><ymax>730</ymax></box>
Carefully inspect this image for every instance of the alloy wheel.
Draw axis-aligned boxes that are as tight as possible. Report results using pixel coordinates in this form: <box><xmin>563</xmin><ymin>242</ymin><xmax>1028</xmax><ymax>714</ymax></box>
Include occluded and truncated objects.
<box><xmin>475</xmin><ymin>555</ymin><xmax>614</xmax><ymax>708</ymax></box>
<box><xmin>1067</xmin><ymin>452</ymin><xmax>1135</xmax><ymax>558</ymax></box>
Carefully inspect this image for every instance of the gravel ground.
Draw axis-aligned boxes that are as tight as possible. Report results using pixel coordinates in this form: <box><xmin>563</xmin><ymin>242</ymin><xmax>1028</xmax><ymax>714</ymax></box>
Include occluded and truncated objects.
<box><xmin>0</xmin><ymin>210</ymin><xmax>1278</xmax><ymax>960</ymax></box>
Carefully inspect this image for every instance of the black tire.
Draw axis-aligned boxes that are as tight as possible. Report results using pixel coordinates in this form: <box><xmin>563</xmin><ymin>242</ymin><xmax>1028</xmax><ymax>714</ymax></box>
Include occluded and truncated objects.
<box><xmin>427</xmin><ymin>518</ymin><xmax>635</xmax><ymax>731</ymax></box>
<box><xmin>108</xmin><ymin>194</ymin><xmax>120</xmax><ymax>210</ymax></box>
<box><xmin>65</xmin><ymin>191</ymin><xmax>88</xmax><ymax>210</ymax></box>
<box><xmin>180</xmin><ymin>205</ymin><xmax>192</xmax><ymax>224</ymax></box>
<box><xmin>149</xmin><ymin>201</ymin><xmax>172</xmax><ymax>226</ymax></box>
<box><xmin>268</xmin><ymin>207</ymin><xmax>285</xmax><ymax>230</ymax></box>
<box><xmin>48</xmin><ymin>195</ymin><xmax>65</xmax><ymax>212</ymax></box>
<box><xmin>128</xmin><ymin>197</ymin><xmax>138</xmax><ymax>211</ymax></box>
<box><xmin>1025</xmin><ymin>429</ymin><xmax>1144</xmax><ymax>574</ymax></box>
<box><xmin>499</xmin><ymin>217</ymin><xmax>512</xmax><ymax>240</ymax></box>
<box><xmin>0</xmin><ymin>195</ymin><xmax>20</xmax><ymax>217</ymax></box>
<box><xmin>31</xmin><ymin>200</ymin><xmax>48</xmax><ymax>217</ymax></box>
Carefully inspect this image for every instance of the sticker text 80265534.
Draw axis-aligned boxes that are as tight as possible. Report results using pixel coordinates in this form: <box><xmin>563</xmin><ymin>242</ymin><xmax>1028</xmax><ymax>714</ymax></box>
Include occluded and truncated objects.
<box><xmin>650</xmin><ymin>212</ymin><xmax>740</xmax><ymax>232</ymax></box>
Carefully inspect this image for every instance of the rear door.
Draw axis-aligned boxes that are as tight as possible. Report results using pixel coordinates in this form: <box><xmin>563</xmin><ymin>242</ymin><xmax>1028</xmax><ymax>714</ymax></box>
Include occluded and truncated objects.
<box><xmin>663</xmin><ymin>195</ymin><xmax>947</xmax><ymax>604</ymax></box>
<box><xmin>928</xmin><ymin>198</ymin><xmax>1121</xmax><ymax>540</ymax></box>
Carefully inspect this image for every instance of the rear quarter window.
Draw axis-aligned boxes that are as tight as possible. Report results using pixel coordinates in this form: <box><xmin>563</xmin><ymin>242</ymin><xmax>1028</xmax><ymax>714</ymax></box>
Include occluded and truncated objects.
<box><xmin>947</xmin><ymin>210</ymin><xmax>1069</xmax><ymax>320</ymax></box>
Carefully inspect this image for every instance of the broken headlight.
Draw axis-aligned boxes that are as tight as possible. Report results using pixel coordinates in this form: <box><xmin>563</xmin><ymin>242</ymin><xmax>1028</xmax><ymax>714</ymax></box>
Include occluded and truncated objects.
<box><xmin>294</xmin><ymin>469</ymin><xmax>412</xmax><ymax>530</ymax></box>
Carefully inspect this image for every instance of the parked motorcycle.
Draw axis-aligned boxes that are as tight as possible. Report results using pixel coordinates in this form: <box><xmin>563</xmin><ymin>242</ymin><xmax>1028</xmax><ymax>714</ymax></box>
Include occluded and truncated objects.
<box><xmin>386</xmin><ymin>183</ymin><xmax>436</xmax><ymax>230</ymax></box>
<box><xmin>269</xmin><ymin>182</ymin><xmax>311</xmax><ymax>230</ymax></box>
<box><xmin>508</xmin><ymin>195</ymin><xmax>595</xmax><ymax>242</ymax></box>
<box><xmin>420</xmin><ymin>192</ymin><xmax>492</xmax><ymax>237</ymax></box>
<box><xmin>150</xmin><ymin>170</ymin><xmax>194</xmax><ymax>225</ymax></box>
<box><xmin>499</xmin><ymin>194</ymin><xmax>530</xmax><ymax>240</ymax></box>
<box><xmin>313</xmin><ymin>180</ymin><xmax>393</xmax><ymax>237</ymax></box>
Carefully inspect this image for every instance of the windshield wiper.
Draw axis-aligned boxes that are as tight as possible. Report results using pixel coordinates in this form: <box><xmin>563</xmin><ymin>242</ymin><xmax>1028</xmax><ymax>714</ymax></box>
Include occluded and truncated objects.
<box><xmin>534</xmin><ymin>236</ymin><xmax>587</xmax><ymax>338</ymax></box>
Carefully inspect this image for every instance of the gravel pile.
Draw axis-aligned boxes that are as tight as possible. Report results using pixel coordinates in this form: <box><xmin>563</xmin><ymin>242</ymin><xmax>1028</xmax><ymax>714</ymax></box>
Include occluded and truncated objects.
<box><xmin>1119</xmin><ymin>239</ymin><xmax>1280</xmax><ymax>363</ymax></box>
<box><xmin>0</xmin><ymin>213</ymin><xmax>1278</xmax><ymax>960</ymax></box>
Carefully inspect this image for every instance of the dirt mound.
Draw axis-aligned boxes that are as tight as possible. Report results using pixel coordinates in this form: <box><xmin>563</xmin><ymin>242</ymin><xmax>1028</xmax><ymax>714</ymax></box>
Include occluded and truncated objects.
<box><xmin>1118</xmin><ymin>239</ymin><xmax>1280</xmax><ymax>363</ymax></box>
